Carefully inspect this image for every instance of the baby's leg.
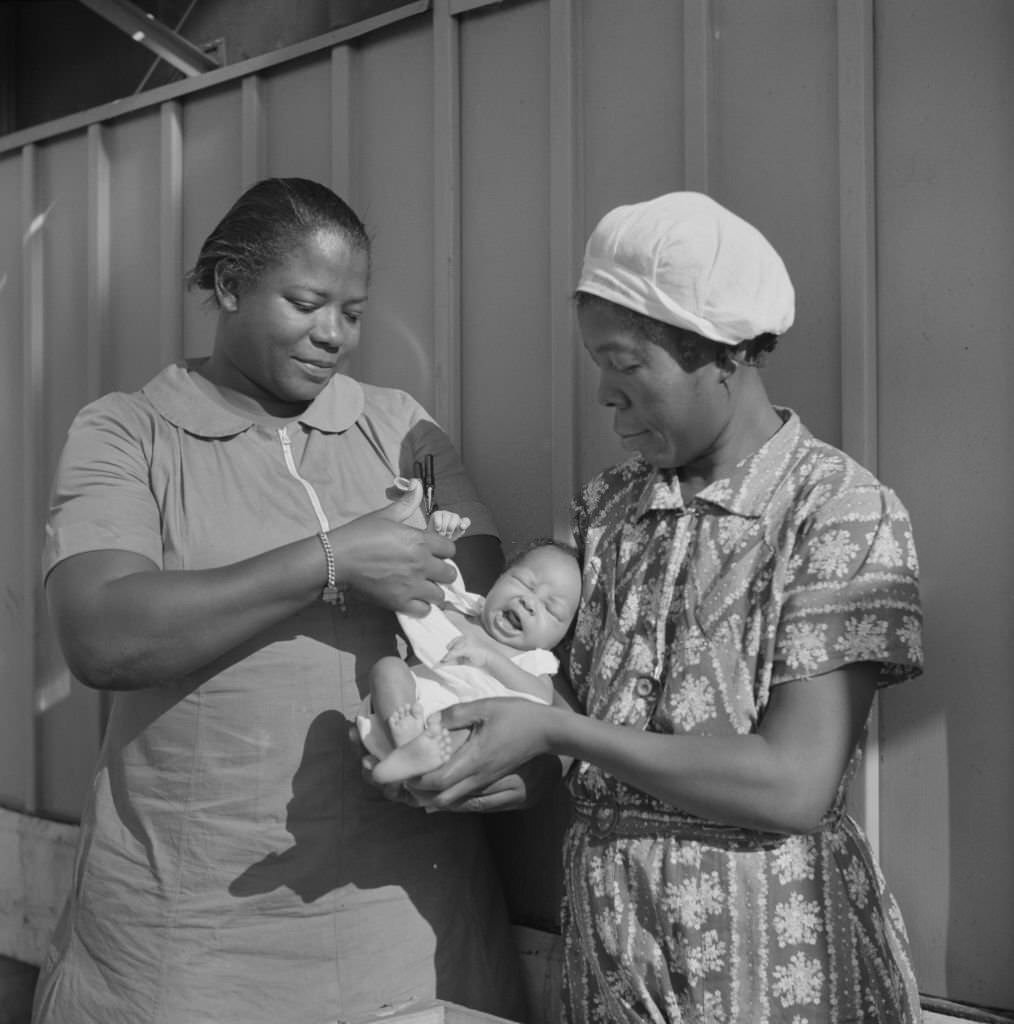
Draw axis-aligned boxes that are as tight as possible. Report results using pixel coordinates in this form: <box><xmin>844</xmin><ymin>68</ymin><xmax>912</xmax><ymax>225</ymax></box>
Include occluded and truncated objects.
<box><xmin>371</xmin><ymin>714</ymin><xmax>468</xmax><ymax>785</ymax></box>
<box><xmin>369</xmin><ymin>656</ymin><xmax>427</xmax><ymax>749</ymax></box>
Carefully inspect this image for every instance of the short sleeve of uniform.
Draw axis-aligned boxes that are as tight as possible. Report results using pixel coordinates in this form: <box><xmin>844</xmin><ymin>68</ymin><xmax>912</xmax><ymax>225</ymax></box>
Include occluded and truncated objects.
<box><xmin>773</xmin><ymin>482</ymin><xmax>923</xmax><ymax>688</ymax></box>
<box><xmin>43</xmin><ymin>395</ymin><xmax>164</xmax><ymax>580</ymax></box>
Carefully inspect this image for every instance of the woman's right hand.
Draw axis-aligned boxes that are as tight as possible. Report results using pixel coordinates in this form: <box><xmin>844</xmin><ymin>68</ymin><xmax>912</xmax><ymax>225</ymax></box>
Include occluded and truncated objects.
<box><xmin>329</xmin><ymin>482</ymin><xmax>457</xmax><ymax>616</ymax></box>
<box><xmin>45</xmin><ymin>480</ymin><xmax>457</xmax><ymax>690</ymax></box>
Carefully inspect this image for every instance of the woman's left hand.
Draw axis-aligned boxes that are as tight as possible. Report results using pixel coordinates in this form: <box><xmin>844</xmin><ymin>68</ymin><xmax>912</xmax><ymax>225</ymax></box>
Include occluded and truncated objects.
<box><xmin>412</xmin><ymin>754</ymin><xmax>564</xmax><ymax>813</ymax></box>
<box><xmin>407</xmin><ymin>698</ymin><xmax>557</xmax><ymax>810</ymax></box>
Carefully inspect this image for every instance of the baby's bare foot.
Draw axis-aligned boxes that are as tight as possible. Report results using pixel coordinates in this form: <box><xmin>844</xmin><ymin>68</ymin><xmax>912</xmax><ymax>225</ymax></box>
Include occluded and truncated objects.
<box><xmin>372</xmin><ymin>715</ymin><xmax>454</xmax><ymax>785</ymax></box>
<box><xmin>387</xmin><ymin>701</ymin><xmax>426</xmax><ymax>747</ymax></box>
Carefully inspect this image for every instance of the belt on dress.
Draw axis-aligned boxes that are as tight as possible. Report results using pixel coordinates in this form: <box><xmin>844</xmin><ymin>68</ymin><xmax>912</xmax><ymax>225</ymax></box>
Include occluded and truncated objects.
<box><xmin>571</xmin><ymin>797</ymin><xmax>790</xmax><ymax>850</ymax></box>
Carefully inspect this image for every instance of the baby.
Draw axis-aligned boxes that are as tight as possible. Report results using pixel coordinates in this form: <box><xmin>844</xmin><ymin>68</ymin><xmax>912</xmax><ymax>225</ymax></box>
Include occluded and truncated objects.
<box><xmin>357</xmin><ymin>507</ymin><xmax>581</xmax><ymax>786</ymax></box>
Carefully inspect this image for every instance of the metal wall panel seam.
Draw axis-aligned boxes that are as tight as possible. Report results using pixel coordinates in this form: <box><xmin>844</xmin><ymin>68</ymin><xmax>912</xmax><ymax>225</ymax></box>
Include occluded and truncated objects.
<box><xmin>836</xmin><ymin>0</ymin><xmax>880</xmax><ymax>856</ymax></box>
<box><xmin>329</xmin><ymin>46</ymin><xmax>362</xmax><ymax>381</ymax></box>
<box><xmin>86</xmin><ymin>124</ymin><xmax>110</xmax><ymax>402</ymax></box>
<box><xmin>20</xmin><ymin>144</ymin><xmax>42</xmax><ymax>813</ymax></box>
<box><xmin>837</xmin><ymin>0</ymin><xmax>878</xmax><ymax>474</ymax></box>
<box><xmin>82</xmin><ymin>123</ymin><xmax>113</xmax><ymax>739</ymax></box>
<box><xmin>432</xmin><ymin>0</ymin><xmax>462</xmax><ymax>446</ymax></box>
<box><xmin>683</xmin><ymin>0</ymin><xmax>711</xmax><ymax>192</ymax></box>
<box><xmin>330</xmin><ymin>47</ymin><xmax>353</xmax><ymax>202</ymax></box>
<box><xmin>0</xmin><ymin>1</ymin><xmax>432</xmax><ymax>157</ymax></box>
<box><xmin>87</xmin><ymin>126</ymin><xmax>111</xmax><ymax>738</ymax></box>
<box><xmin>241</xmin><ymin>75</ymin><xmax>266</xmax><ymax>189</ymax></box>
<box><xmin>549</xmin><ymin>0</ymin><xmax>581</xmax><ymax>543</ymax></box>
<box><xmin>160</xmin><ymin>102</ymin><xmax>183</xmax><ymax>366</ymax></box>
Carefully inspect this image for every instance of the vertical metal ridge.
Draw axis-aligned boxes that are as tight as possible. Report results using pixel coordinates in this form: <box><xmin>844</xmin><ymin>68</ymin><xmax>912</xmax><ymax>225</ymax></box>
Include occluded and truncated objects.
<box><xmin>329</xmin><ymin>45</ymin><xmax>361</xmax><ymax>380</ymax></box>
<box><xmin>241</xmin><ymin>75</ymin><xmax>265</xmax><ymax>188</ymax></box>
<box><xmin>87</xmin><ymin>124</ymin><xmax>110</xmax><ymax>400</ymax></box>
<box><xmin>160</xmin><ymin>102</ymin><xmax>184</xmax><ymax>365</ymax></box>
<box><xmin>84</xmin><ymin>124</ymin><xmax>114</xmax><ymax>740</ymax></box>
<box><xmin>838</xmin><ymin>0</ymin><xmax>878</xmax><ymax>473</ymax></box>
<box><xmin>837</xmin><ymin>0</ymin><xmax>880</xmax><ymax>854</ymax></box>
<box><xmin>549</xmin><ymin>0</ymin><xmax>581</xmax><ymax>542</ymax></box>
<box><xmin>20</xmin><ymin>144</ymin><xmax>42</xmax><ymax>813</ymax></box>
<box><xmin>683</xmin><ymin>0</ymin><xmax>711</xmax><ymax>192</ymax></box>
<box><xmin>432</xmin><ymin>0</ymin><xmax>462</xmax><ymax>446</ymax></box>
<box><xmin>330</xmin><ymin>46</ymin><xmax>354</xmax><ymax>200</ymax></box>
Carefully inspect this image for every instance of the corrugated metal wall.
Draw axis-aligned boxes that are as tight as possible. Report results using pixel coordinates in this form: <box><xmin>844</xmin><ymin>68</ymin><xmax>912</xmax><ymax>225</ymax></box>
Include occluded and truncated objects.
<box><xmin>0</xmin><ymin>0</ymin><xmax>1010</xmax><ymax>1008</ymax></box>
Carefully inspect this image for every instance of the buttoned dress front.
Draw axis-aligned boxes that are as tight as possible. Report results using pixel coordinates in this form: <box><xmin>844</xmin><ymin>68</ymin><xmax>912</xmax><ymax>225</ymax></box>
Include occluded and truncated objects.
<box><xmin>562</xmin><ymin>410</ymin><xmax>923</xmax><ymax>1024</ymax></box>
<box><xmin>33</xmin><ymin>362</ymin><xmax>526</xmax><ymax>1024</ymax></box>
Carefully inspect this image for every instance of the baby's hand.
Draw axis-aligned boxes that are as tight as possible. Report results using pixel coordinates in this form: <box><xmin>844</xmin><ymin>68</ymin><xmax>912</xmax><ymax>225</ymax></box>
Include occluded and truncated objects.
<box><xmin>442</xmin><ymin>634</ymin><xmax>490</xmax><ymax>669</ymax></box>
<box><xmin>428</xmin><ymin>510</ymin><xmax>471</xmax><ymax>541</ymax></box>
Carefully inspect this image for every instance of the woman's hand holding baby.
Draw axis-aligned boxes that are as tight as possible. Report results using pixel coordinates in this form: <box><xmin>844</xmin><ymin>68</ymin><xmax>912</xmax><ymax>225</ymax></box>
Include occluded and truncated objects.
<box><xmin>329</xmin><ymin>486</ymin><xmax>457</xmax><ymax>617</ymax></box>
<box><xmin>412</xmin><ymin>698</ymin><xmax>558</xmax><ymax>808</ymax></box>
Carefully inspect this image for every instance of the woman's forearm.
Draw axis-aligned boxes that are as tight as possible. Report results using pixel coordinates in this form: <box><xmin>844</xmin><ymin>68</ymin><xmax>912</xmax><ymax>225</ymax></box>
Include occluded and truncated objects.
<box><xmin>543</xmin><ymin>711</ymin><xmax>800</xmax><ymax>830</ymax></box>
<box><xmin>48</xmin><ymin>535</ymin><xmax>331</xmax><ymax>690</ymax></box>
<box><xmin>50</xmin><ymin>510</ymin><xmax>459</xmax><ymax>690</ymax></box>
<box><xmin>539</xmin><ymin>666</ymin><xmax>875</xmax><ymax>834</ymax></box>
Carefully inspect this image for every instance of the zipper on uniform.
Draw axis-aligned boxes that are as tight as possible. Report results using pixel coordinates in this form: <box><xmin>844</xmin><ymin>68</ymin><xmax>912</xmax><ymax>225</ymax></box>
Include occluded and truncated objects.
<box><xmin>278</xmin><ymin>426</ymin><xmax>346</xmax><ymax>612</ymax></box>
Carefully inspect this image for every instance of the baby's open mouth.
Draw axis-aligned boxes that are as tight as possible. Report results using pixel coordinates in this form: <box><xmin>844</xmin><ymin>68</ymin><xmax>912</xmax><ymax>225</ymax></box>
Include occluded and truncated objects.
<box><xmin>503</xmin><ymin>608</ymin><xmax>522</xmax><ymax>631</ymax></box>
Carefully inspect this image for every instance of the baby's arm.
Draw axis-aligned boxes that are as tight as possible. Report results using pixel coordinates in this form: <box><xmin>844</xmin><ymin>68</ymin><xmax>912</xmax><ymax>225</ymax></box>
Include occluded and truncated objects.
<box><xmin>428</xmin><ymin>509</ymin><xmax>471</xmax><ymax>541</ymax></box>
<box><xmin>441</xmin><ymin>635</ymin><xmax>554</xmax><ymax>703</ymax></box>
<box><xmin>387</xmin><ymin>476</ymin><xmax>469</xmax><ymax>539</ymax></box>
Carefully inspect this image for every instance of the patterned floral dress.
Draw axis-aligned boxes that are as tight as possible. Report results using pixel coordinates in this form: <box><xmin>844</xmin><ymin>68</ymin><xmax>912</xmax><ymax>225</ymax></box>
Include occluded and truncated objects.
<box><xmin>562</xmin><ymin>410</ymin><xmax>922</xmax><ymax>1024</ymax></box>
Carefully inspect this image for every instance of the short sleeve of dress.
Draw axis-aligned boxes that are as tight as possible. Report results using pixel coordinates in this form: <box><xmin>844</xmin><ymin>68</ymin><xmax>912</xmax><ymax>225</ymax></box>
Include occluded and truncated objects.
<box><xmin>43</xmin><ymin>395</ymin><xmax>163</xmax><ymax>580</ymax></box>
<box><xmin>773</xmin><ymin>482</ymin><xmax>923</xmax><ymax>689</ymax></box>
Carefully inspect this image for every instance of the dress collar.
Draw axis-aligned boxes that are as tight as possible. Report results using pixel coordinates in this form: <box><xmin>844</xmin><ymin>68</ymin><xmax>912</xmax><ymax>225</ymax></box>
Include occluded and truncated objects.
<box><xmin>142</xmin><ymin>361</ymin><xmax>366</xmax><ymax>438</ymax></box>
<box><xmin>633</xmin><ymin>408</ymin><xmax>804</xmax><ymax>519</ymax></box>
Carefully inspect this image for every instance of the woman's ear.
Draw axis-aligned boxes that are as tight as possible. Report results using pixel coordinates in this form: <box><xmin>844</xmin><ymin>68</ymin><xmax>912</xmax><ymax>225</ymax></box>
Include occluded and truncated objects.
<box><xmin>716</xmin><ymin>346</ymin><xmax>737</xmax><ymax>382</ymax></box>
<box><xmin>213</xmin><ymin>263</ymin><xmax>239</xmax><ymax>311</ymax></box>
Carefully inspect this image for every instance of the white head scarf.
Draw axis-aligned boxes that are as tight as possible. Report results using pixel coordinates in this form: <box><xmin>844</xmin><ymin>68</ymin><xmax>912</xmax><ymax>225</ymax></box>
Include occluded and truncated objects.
<box><xmin>576</xmin><ymin>191</ymin><xmax>795</xmax><ymax>345</ymax></box>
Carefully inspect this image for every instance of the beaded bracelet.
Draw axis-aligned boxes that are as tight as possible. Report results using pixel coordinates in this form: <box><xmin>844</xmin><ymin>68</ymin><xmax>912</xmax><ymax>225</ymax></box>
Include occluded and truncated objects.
<box><xmin>317</xmin><ymin>531</ymin><xmax>342</xmax><ymax>606</ymax></box>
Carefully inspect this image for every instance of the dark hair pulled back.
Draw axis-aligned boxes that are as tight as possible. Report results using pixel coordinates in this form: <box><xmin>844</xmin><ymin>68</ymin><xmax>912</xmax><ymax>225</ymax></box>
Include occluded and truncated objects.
<box><xmin>574</xmin><ymin>291</ymin><xmax>779</xmax><ymax>369</ymax></box>
<box><xmin>185</xmin><ymin>178</ymin><xmax>370</xmax><ymax>301</ymax></box>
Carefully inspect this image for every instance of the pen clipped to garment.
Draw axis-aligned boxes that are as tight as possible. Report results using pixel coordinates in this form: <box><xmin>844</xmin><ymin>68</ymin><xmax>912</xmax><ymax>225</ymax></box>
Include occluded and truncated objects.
<box><xmin>413</xmin><ymin>454</ymin><xmax>437</xmax><ymax>516</ymax></box>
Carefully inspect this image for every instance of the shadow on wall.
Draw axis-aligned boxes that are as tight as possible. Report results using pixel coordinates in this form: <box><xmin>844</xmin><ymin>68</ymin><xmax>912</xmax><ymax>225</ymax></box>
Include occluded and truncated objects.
<box><xmin>0</xmin><ymin>955</ymin><xmax>36</xmax><ymax>1024</ymax></box>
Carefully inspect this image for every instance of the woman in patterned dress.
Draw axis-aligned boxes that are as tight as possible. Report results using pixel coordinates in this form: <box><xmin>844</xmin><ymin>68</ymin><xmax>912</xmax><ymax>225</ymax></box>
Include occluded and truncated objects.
<box><xmin>423</xmin><ymin>192</ymin><xmax>923</xmax><ymax>1023</ymax></box>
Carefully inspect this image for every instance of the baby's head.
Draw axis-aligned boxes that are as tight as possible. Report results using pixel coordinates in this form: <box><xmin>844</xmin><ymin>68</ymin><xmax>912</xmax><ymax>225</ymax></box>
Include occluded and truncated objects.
<box><xmin>481</xmin><ymin>540</ymin><xmax>581</xmax><ymax>653</ymax></box>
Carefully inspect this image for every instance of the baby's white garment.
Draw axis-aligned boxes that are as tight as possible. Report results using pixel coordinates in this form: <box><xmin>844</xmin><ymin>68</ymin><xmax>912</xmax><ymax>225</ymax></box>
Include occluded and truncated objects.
<box><xmin>357</xmin><ymin>563</ymin><xmax>556</xmax><ymax>760</ymax></box>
